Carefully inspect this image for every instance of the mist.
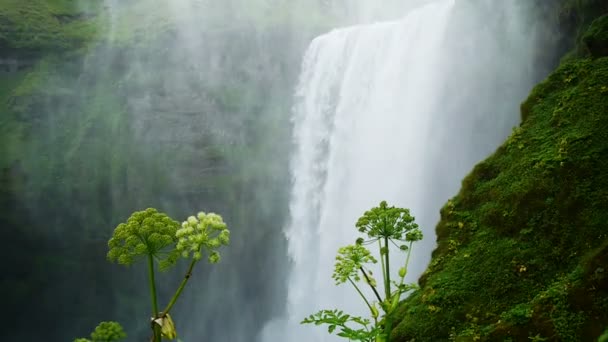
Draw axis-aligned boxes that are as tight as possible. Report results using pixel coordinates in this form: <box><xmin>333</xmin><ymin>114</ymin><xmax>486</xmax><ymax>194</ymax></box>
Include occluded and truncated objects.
<box><xmin>0</xmin><ymin>0</ymin><xmax>563</xmax><ymax>341</ymax></box>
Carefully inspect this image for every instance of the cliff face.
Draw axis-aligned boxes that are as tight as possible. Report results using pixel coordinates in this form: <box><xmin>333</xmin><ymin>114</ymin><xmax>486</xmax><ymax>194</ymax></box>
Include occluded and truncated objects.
<box><xmin>393</xmin><ymin>2</ymin><xmax>608</xmax><ymax>341</ymax></box>
<box><xmin>4</xmin><ymin>0</ymin><xmax>608</xmax><ymax>341</ymax></box>
<box><xmin>0</xmin><ymin>1</ymin><xmax>322</xmax><ymax>340</ymax></box>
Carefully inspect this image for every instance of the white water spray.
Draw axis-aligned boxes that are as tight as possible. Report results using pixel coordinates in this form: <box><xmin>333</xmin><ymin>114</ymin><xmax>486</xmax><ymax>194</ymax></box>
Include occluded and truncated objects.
<box><xmin>261</xmin><ymin>0</ymin><xmax>545</xmax><ymax>340</ymax></box>
<box><xmin>262</xmin><ymin>1</ymin><xmax>455</xmax><ymax>341</ymax></box>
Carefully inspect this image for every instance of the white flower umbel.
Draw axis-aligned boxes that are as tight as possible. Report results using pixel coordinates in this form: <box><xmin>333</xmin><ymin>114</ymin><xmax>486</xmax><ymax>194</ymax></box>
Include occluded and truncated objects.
<box><xmin>176</xmin><ymin>212</ymin><xmax>230</xmax><ymax>263</ymax></box>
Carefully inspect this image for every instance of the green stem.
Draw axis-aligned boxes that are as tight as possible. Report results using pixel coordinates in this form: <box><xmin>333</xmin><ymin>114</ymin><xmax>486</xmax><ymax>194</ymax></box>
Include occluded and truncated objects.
<box><xmin>162</xmin><ymin>258</ymin><xmax>198</xmax><ymax>315</ymax></box>
<box><xmin>393</xmin><ymin>242</ymin><xmax>415</xmax><ymax>313</ymax></box>
<box><xmin>347</xmin><ymin>277</ymin><xmax>375</xmax><ymax>322</ymax></box>
<box><xmin>378</xmin><ymin>240</ymin><xmax>386</xmax><ymax>291</ymax></box>
<box><xmin>147</xmin><ymin>254</ymin><xmax>162</xmax><ymax>342</ymax></box>
<box><xmin>383</xmin><ymin>237</ymin><xmax>391</xmax><ymax>299</ymax></box>
<box><xmin>383</xmin><ymin>237</ymin><xmax>392</xmax><ymax>341</ymax></box>
<box><xmin>396</xmin><ymin>242</ymin><xmax>414</xmax><ymax>290</ymax></box>
<box><xmin>360</xmin><ymin>266</ymin><xmax>383</xmax><ymax>304</ymax></box>
<box><xmin>400</xmin><ymin>242</ymin><xmax>414</xmax><ymax>284</ymax></box>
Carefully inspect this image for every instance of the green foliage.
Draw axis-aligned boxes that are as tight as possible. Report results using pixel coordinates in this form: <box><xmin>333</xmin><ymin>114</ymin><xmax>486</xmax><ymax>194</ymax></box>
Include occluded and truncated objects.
<box><xmin>302</xmin><ymin>310</ymin><xmax>382</xmax><ymax>342</ymax></box>
<box><xmin>582</xmin><ymin>15</ymin><xmax>608</xmax><ymax>57</ymax></box>
<box><xmin>500</xmin><ymin>304</ymin><xmax>533</xmax><ymax>325</ymax></box>
<box><xmin>0</xmin><ymin>0</ymin><xmax>307</xmax><ymax>340</ymax></box>
<box><xmin>74</xmin><ymin>321</ymin><xmax>126</xmax><ymax>342</ymax></box>
<box><xmin>303</xmin><ymin>201</ymin><xmax>423</xmax><ymax>341</ymax></box>
<box><xmin>107</xmin><ymin>208</ymin><xmax>181</xmax><ymax>270</ymax></box>
<box><xmin>560</xmin><ymin>0</ymin><xmax>608</xmax><ymax>25</ymax></box>
<box><xmin>0</xmin><ymin>0</ymin><xmax>99</xmax><ymax>54</ymax></box>
<box><xmin>95</xmin><ymin>209</ymin><xmax>229</xmax><ymax>341</ymax></box>
<box><xmin>392</xmin><ymin>17</ymin><xmax>608</xmax><ymax>341</ymax></box>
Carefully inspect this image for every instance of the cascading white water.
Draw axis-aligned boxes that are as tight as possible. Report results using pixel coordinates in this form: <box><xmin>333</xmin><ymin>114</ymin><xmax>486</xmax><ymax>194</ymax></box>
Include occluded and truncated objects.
<box><xmin>261</xmin><ymin>1</ymin><xmax>455</xmax><ymax>341</ymax></box>
<box><xmin>261</xmin><ymin>0</ymin><xmax>545</xmax><ymax>340</ymax></box>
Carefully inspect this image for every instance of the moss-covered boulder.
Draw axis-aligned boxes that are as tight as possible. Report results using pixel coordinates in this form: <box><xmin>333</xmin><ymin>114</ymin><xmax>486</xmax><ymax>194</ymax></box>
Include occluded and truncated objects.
<box><xmin>392</xmin><ymin>9</ymin><xmax>608</xmax><ymax>342</ymax></box>
<box><xmin>583</xmin><ymin>15</ymin><xmax>608</xmax><ymax>57</ymax></box>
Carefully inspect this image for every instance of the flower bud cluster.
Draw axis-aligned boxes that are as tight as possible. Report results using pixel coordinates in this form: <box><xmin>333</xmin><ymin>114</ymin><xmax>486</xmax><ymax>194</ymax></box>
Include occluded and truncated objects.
<box><xmin>332</xmin><ymin>244</ymin><xmax>377</xmax><ymax>285</ymax></box>
<box><xmin>90</xmin><ymin>321</ymin><xmax>127</xmax><ymax>342</ymax></box>
<box><xmin>355</xmin><ymin>201</ymin><xmax>422</xmax><ymax>242</ymax></box>
<box><xmin>107</xmin><ymin>208</ymin><xmax>180</xmax><ymax>269</ymax></box>
<box><xmin>176</xmin><ymin>212</ymin><xmax>230</xmax><ymax>263</ymax></box>
<box><xmin>405</xmin><ymin>229</ymin><xmax>423</xmax><ymax>242</ymax></box>
<box><xmin>74</xmin><ymin>321</ymin><xmax>127</xmax><ymax>342</ymax></box>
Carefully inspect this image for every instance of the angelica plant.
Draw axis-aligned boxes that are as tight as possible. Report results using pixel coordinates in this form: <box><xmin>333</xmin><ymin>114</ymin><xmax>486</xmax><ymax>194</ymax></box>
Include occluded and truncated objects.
<box><xmin>302</xmin><ymin>201</ymin><xmax>423</xmax><ymax>341</ymax></box>
<box><xmin>73</xmin><ymin>321</ymin><xmax>126</xmax><ymax>342</ymax></box>
<box><xmin>104</xmin><ymin>208</ymin><xmax>230</xmax><ymax>341</ymax></box>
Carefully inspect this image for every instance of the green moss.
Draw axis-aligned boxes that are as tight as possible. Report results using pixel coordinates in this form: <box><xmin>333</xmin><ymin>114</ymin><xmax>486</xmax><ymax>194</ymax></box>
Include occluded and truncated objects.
<box><xmin>393</xmin><ymin>29</ymin><xmax>608</xmax><ymax>342</ymax></box>
<box><xmin>583</xmin><ymin>15</ymin><xmax>608</xmax><ymax>57</ymax></box>
<box><xmin>556</xmin><ymin>0</ymin><xmax>608</xmax><ymax>59</ymax></box>
<box><xmin>0</xmin><ymin>0</ymin><xmax>99</xmax><ymax>55</ymax></box>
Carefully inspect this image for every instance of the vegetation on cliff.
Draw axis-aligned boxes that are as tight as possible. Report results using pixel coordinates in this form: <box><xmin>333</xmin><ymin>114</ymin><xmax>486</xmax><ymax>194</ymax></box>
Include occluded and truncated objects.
<box><xmin>2</xmin><ymin>0</ymin><xmax>608</xmax><ymax>341</ymax></box>
<box><xmin>0</xmin><ymin>0</ymin><xmax>99</xmax><ymax>55</ymax></box>
<box><xmin>393</xmin><ymin>6</ymin><xmax>608</xmax><ymax>341</ymax></box>
<box><xmin>0</xmin><ymin>1</ymin><xmax>319</xmax><ymax>340</ymax></box>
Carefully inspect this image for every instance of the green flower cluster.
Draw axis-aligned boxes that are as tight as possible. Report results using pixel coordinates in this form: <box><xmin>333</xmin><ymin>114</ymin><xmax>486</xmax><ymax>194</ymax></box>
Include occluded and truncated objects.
<box><xmin>176</xmin><ymin>212</ymin><xmax>230</xmax><ymax>263</ymax></box>
<box><xmin>355</xmin><ymin>201</ymin><xmax>422</xmax><ymax>242</ymax></box>
<box><xmin>107</xmin><ymin>208</ymin><xmax>181</xmax><ymax>270</ymax></box>
<box><xmin>90</xmin><ymin>322</ymin><xmax>127</xmax><ymax>342</ymax></box>
<box><xmin>73</xmin><ymin>321</ymin><xmax>126</xmax><ymax>342</ymax></box>
<box><xmin>333</xmin><ymin>244</ymin><xmax>377</xmax><ymax>284</ymax></box>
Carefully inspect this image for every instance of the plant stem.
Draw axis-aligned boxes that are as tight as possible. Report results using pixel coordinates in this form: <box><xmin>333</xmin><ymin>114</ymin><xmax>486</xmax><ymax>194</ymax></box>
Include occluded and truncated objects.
<box><xmin>383</xmin><ymin>237</ymin><xmax>391</xmax><ymax>299</ymax></box>
<box><xmin>359</xmin><ymin>266</ymin><xmax>383</xmax><ymax>303</ymax></box>
<box><xmin>383</xmin><ymin>237</ymin><xmax>393</xmax><ymax>341</ymax></box>
<box><xmin>378</xmin><ymin>240</ymin><xmax>386</xmax><ymax>290</ymax></box>
<box><xmin>391</xmin><ymin>241</ymin><xmax>415</xmax><ymax>337</ymax></box>
<box><xmin>162</xmin><ymin>258</ymin><xmax>198</xmax><ymax>315</ymax></box>
<box><xmin>347</xmin><ymin>277</ymin><xmax>374</xmax><ymax>318</ymax></box>
<box><xmin>398</xmin><ymin>242</ymin><xmax>414</xmax><ymax>286</ymax></box>
<box><xmin>147</xmin><ymin>254</ymin><xmax>162</xmax><ymax>342</ymax></box>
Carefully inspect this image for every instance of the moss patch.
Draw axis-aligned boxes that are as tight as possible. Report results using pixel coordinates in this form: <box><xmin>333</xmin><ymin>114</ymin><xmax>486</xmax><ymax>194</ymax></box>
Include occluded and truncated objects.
<box><xmin>583</xmin><ymin>15</ymin><xmax>608</xmax><ymax>57</ymax></box>
<box><xmin>392</xmin><ymin>16</ymin><xmax>608</xmax><ymax>342</ymax></box>
<box><xmin>0</xmin><ymin>0</ymin><xmax>99</xmax><ymax>56</ymax></box>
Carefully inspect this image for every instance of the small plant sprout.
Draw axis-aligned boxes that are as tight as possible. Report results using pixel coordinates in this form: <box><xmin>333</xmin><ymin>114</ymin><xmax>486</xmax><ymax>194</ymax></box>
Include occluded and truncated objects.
<box><xmin>105</xmin><ymin>208</ymin><xmax>230</xmax><ymax>341</ymax></box>
<box><xmin>302</xmin><ymin>201</ymin><xmax>423</xmax><ymax>342</ymax></box>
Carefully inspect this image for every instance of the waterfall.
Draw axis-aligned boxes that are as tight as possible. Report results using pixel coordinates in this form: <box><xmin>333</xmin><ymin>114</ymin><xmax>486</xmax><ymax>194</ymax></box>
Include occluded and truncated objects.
<box><xmin>261</xmin><ymin>0</ymin><xmax>544</xmax><ymax>340</ymax></box>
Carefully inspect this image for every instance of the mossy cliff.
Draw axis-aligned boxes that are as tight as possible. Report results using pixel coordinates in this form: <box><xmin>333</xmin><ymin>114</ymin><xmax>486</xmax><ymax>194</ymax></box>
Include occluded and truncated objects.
<box><xmin>393</xmin><ymin>3</ymin><xmax>608</xmax><ymax>341</ymax></box>
<box><xmin>3</xmin><ymin>0</ymin><xmax>608</xmax><ymax>340</ymax></box>
<box><xmin>0</xmin><ymin>1</ymin><xmax>327</xmax><ymax>340</ymax></box>
<box><xmin>0</xmin><ymin>0</ymin><xmax>98</xmax><ymax>56</ymax></box>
